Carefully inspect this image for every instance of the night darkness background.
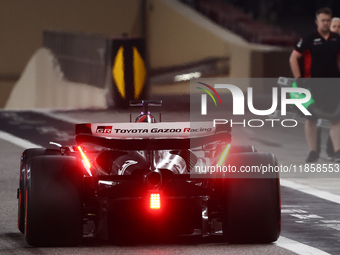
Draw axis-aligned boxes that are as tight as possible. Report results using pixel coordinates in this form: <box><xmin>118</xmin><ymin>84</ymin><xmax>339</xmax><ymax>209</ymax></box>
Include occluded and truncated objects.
<box><xmin>223</xmin><ymin>0</ymin><xmax>340</xmax><ymax>37</ymax></box>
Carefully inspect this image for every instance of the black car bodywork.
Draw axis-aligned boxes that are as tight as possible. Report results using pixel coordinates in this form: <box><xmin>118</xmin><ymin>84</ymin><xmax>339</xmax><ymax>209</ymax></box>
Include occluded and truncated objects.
<box><xmin>18</xmin><ymin>118</ymin><xmax>280</xmax><ymax>247</ymax></box>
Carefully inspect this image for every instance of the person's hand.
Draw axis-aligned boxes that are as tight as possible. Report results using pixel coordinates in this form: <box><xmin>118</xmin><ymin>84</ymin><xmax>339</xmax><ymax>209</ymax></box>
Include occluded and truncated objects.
<box><xmin>294</xmin><ymin>77</ymin><xmax>309</xmax><ymax>89</ymax></box>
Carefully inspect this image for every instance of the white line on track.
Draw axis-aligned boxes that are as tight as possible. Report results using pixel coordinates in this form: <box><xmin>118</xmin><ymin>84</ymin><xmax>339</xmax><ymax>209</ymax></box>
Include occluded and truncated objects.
<box><xmin>275</xmin><ymin>236</ymin><xmax>331</xmax><ymax>255</ymax></box>
<box><xmin>280</xmin><ymin>179</ymin><xmax>340</xmax><ymax>205</ymax></box>
<box><xmin>0</xmin><ymin>130</ymin><xmax>42</xmax><ymax>149</ymax></box>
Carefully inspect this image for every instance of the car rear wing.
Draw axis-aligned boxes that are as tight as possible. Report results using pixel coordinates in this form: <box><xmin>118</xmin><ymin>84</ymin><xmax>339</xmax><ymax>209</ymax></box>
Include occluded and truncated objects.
<box><xmin>75</xmin><ymin>122</ymin><xmax>231</xmax><ymax>139</ymax></box>
<box><xmin>76</xmin><ymin>131</ymin><xmax>231</xmax><ymax>151</ymax></box>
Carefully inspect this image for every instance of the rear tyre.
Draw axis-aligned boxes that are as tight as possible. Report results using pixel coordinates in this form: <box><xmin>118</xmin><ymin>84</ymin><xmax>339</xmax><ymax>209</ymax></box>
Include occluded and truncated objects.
<box><xmin>215</xmin><ymin>144</ymin><xmax>257</xmax><ymax>158</ymax></box>
<box><xmin>18</xmin><ymin>148</ymin><xmax>60</xmax><ymax>233</ymax></box>
<box><xmin>222</xmin><ymin>152</ymin><xmax>281</xmax><ymax>244</ymax></box>
<box><xmin>25</xmin><ymin>156</ymin><xmax>83</xmax><ymax>246</ymax></box>
<box><xmin>229</xmin><ymin>145</ymin><xmax>257</xmax><ymax>154</ymax></box>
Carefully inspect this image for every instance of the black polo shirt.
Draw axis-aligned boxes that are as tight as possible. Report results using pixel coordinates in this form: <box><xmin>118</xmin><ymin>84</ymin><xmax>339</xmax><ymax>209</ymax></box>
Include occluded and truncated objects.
<box><xmin>295</xmin><ymin>30</ymin><xmax>340</xmax><ymax>78</ymax></box>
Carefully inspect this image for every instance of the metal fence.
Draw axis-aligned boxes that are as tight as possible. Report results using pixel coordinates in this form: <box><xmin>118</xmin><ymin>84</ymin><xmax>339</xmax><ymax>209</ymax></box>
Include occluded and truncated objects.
<box><xmin>42</xmin><ymin>30</ymin><xmax>229</xmax><ymax>90</ymax></box>
<box><xmin>43</xmin><ymin>30</ymin><xmax>109</xmax><ymax>89</ymax></box>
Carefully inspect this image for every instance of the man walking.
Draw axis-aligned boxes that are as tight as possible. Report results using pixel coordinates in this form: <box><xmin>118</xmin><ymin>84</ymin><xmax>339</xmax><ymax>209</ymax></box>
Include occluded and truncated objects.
<box><xmin>289</xmin><ymin>7</ymin><xmax>340</xmax><ymax>162</ymax></box>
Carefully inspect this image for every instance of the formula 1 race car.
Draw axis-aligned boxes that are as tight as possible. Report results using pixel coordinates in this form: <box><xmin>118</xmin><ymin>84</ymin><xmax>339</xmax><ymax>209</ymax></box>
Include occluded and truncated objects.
<box><xmin>17</xmin><ymin>100</ymin><xmax>281</xmax><ymax>247</ymax></box>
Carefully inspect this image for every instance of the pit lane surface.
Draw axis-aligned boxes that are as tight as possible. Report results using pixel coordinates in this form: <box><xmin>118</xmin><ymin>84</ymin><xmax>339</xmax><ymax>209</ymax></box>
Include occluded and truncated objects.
<box><xmin>0</xmin><ymin>108</ymin><xmax>339</xmax><ymax>254</ymax></box>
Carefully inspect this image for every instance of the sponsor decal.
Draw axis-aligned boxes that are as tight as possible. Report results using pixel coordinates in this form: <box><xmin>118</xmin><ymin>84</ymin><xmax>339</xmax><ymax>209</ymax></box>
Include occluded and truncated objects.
<box><xmin>313</xmin><ymin>38</ymin><xmax>322</xmax><ymax>45</ymax></box>
<box><xmin>96</xmin><ymin>126</ymin><xmax>113</xmax><ymax>133</ymax></box>
<box><xmin>297</xmin><ymin>39</ymin><xmax>303</xmax><ymax>48</ymax></box>
<box><xmin>184</xmin><ymin>127</ymin><xmax>212</xmax><ymax>132</ymax></box>
<box><xmin>114</xmin><ymin>129</ymin><xmax>148</xmax><ymax>133</ymax></box>
<box><xmin>111</xmin><ymin>127</ymin><xmax>212</xmax><ymax>134</ymax></box>
<box><xmin>151</xmin><ymin>128</ymin><xmax>182</xmax><ymax>133</ymax></box>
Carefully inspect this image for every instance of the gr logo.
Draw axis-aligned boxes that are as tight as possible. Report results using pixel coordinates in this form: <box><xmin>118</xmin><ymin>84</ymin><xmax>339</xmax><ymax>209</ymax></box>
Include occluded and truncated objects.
<box><xmin>199</xmin><ymin>84</ymin><xmax>312</xmax><ymax>116</ymax></box>
<box><xmin>96</xmin><ymin>126</ymin><xmax>113</xmax><ymax>133</ymax></box>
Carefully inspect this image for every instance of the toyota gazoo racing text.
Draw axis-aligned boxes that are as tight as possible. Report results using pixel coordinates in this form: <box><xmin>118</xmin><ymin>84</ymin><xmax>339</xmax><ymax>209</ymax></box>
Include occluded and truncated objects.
<box><xmin>17</xmin><ymin>100</ymin><xmax>281</xmax><ymax>246</ymax></box>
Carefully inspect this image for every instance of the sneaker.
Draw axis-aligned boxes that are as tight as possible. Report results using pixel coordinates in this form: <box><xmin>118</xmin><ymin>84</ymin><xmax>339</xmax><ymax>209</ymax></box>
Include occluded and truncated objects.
<box><xmin>333</xmin><ymin>150</ymin><xmax>340</xmax><ymax>162</ymax></box>
<box><xmin>306</xmin><ymin>151</ymin><xmax>319</xmax><ymax>162</ymax></box>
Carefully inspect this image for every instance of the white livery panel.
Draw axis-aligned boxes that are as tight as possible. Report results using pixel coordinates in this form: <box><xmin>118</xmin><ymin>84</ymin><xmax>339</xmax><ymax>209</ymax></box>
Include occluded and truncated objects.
<box><xmin>78</xmin><ymin>122</ymin><xmax>217</xmax><ymax>139</ymax></box>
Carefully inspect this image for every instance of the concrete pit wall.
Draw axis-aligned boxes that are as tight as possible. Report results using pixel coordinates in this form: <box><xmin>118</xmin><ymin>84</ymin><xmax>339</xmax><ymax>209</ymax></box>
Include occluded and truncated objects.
<box><xmin>5</xmin><ymin>48</ymin><xmax>107</xmax><ymax>110</ymax></box>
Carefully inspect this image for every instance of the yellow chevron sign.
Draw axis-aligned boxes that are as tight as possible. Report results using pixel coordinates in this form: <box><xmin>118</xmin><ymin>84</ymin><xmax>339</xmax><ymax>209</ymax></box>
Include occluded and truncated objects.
<box><xmin>112</xmin><ymin>45</ymin><xmax>146</xmax><ymax>100</ymax></box>
<box><xmin>112</xmin><ymin>46</ymin><xmax>125</xmax><ymax>99</ymax></box>
<box><xmin>133</xmin><ymin>46</ymin><xmax>146</xmax><ymax>99</ymax></box>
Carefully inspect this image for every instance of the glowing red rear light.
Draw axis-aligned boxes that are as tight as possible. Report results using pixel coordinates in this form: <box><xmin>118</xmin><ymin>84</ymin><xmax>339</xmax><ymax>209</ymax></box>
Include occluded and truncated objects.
<box><xmin>78</xmin><ymin>146</ymin><xmax>92</xmax><ymax>176</ymax></box>
<box><xmin>150</xmin><ymin>193</ymin><xmax>161</xmax><ymax>209</ymax></box>
<box><xmin>78</xmin><ymin>146</ymin><xmax>91</xmax><ymax>169</ymax></box>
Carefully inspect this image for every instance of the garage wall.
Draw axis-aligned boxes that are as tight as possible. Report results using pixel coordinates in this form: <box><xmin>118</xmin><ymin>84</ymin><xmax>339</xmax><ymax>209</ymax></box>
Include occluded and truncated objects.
<box><xmin>0</xmin><ymin>0</ymin><xmax>142</xmax><ymax>107</ymax></box>
<box><xmin>2</xmin><ymin>0</ymin><xmax>293</xmax><ymax>109</ymax></box>
<box><xmin>0</xmin><ymin>0</ymin><xmax>141</xmax><ymax>77</ymax></box>
<box><xmin>146</xmin><ymin>0</ymin><xmax>292</xmax><ymax>80</ymax></box>
<box><xmin>146</xmin><ymin>0</ymin><xmax>230</xmax><ymax>69</ymax></box>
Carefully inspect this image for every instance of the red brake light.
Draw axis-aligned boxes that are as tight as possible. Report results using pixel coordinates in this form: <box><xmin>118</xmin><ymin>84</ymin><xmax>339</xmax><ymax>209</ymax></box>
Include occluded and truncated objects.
<box><xmin>78</xmin><ymin>146</ymin><xmax>92</xmax><ymax>177</ymax></box>
<box><xmin>150</xmin><ymin>193</ymin><xmax>161</xmax><ymax>209</ymax></box>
